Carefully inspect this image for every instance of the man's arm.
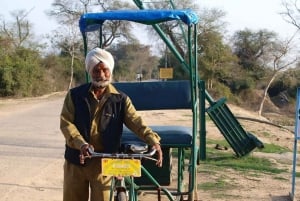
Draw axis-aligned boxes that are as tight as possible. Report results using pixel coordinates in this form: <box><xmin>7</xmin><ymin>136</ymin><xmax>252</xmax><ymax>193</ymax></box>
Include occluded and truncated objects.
<box><xmin>60</xmin><ymin>91</ymin><xmax>87</xmax><ymax>150</ymax></box>
<box><xmin>123</xmin><ymin>97</ymin><xmax>163</xmax><ymax>167</ymax></box>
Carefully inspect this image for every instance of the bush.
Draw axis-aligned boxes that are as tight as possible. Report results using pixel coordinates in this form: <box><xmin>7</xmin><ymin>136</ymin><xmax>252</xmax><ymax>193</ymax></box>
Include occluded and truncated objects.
<box><xmin>207</xmin><ymin>82</ymin><xmax>237</xmax><ymax>103</ymax></box>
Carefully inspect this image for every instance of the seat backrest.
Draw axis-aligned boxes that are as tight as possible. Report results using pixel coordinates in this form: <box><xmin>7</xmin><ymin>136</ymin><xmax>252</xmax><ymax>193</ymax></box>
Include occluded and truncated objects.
<box><xmin>113</xmin><ymin>80</ymin><xmax>191</xmax><ymax>110</ymax></box>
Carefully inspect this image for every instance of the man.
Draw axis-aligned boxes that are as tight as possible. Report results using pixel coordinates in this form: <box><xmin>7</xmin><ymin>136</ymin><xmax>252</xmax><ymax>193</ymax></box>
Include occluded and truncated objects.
<box><xmin>60</xmin><ymin>47</ymin><xmax>163</xmax><ymax>201</ymax></box>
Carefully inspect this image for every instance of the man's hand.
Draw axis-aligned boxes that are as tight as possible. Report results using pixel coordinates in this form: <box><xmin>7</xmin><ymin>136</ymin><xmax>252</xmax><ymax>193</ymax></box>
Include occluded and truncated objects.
<box><xmin>79</xmin><ymin>143</ymin><xmax>94</xmax><ymax>164</ymax></box>
<box><xmin>152</xmin><ymin>143</ymin><xmax>163</xmax><ymax>167</ymax></box>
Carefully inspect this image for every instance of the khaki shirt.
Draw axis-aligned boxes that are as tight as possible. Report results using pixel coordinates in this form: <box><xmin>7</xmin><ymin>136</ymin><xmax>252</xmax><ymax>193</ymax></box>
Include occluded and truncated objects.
<box><xmin>60</xmin><ymin>84</ymin><xmax>161</xmax><ymax>151</ymax></box>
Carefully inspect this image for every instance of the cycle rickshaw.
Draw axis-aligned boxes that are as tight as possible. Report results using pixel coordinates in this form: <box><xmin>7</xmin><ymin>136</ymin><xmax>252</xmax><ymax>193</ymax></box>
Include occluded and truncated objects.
<box><xmin>79</xmin><ymin>8</ymin><xmax>201</xmax><ymax>201</ymax></box>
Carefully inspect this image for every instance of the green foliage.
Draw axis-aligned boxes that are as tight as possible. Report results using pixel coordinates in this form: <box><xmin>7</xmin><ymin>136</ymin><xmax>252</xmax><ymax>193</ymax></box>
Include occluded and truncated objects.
<box><xmin>228</xmin><ymin>77</ymin><xmax>255</xmax><ymax>93</ymax></box>
<box><xmin>158</xmin><ymin>52</ymin><xmax>189</xmax><ymax>80</ymax></box>
<box><xmin>270</xmin><ymin>69</ymin><xmax>300</xmax><ymax>99</ymax></box>
<box><xmin>232</xmin><ymin>29</ymin><xmax>277</xmax><ymax>72</ymax></box>
<box><xmin>268</xmin><ymin>76</ymin><xmax>290</xmax><ymax>96</ymax></box>
<box><xmin>41</xmin><ymin>53</ymin><xmax>85</xmax><ymax>90</ymax></box>
<box><xmin>0</xmin><ymin>47</ymin><xmax>46</xmax><ymax>97</ymax></box>
<box><xmin>207</xmin><ymin>82</ymin><xmax>237</xmax><ymax>102</ymax></box>
<box><xmin>110</xmin><ymin>43</ymin><xmax>159</xmax><ymax>81</ymax></box>
<box><xmin>198</xmin><ymin>27</ymin><xmax>238</xmax><ymax>82</ymax></box>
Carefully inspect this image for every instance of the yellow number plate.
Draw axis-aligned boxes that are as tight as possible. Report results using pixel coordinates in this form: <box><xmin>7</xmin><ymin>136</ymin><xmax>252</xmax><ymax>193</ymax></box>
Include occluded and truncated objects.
<box><xmin>101</xmin><ymin>158</ymin><xmax>141</xmax><ymax>177</ymax></box>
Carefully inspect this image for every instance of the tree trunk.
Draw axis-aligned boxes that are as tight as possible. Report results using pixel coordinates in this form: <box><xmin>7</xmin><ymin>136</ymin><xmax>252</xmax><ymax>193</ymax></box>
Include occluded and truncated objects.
<box><xmin>258</xmin><ymin>72</ymin><xmax>278</xmax><ymax>116</ymax></box>
<box><xmin>68</xmin><ymin>46</ymin><xmax>75</xmax><ymax>90</ymax></box>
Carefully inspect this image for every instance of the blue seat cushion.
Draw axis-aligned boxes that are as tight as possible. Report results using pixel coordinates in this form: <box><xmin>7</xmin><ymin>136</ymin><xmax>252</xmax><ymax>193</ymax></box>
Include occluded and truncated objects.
<box><xmin>121</xmin><ymin>125</ymin><xmax>193</xmax><ymax>147</ymax></box>
<box><xmin>113</xmin><ymin>81</ymin><xmax>191</xmax><ymax>110</ymax></box>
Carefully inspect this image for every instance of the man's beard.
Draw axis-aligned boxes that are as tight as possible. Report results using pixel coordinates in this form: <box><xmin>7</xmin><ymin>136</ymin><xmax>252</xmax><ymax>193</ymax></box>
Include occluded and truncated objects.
<box><xmin>92</xmin><ymin>77</ymin><xmax>111</xmax><ymax>88</ymax></box>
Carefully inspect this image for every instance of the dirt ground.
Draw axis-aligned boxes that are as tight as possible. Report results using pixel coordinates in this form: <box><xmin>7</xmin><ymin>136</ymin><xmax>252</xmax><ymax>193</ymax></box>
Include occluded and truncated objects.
<box><xmin>0</xmin><ymin>92</ymin><xmax>299</xmax><ymax>201</ymax></box>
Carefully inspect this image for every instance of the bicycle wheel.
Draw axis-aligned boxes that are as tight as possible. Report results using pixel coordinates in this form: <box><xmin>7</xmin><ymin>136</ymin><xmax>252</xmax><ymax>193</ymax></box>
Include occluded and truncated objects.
<box><xmin>117</xmin><ymin>191</ymin><xmax>127</xmax><ymax>201</ymax></box>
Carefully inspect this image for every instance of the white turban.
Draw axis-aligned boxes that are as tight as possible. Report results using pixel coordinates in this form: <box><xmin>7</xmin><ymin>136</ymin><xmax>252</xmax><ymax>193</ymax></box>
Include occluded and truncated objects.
<box><xmin>85</xmin><ymin>47</ymin><xmax>114</xmax><ymax>74</ymax></box>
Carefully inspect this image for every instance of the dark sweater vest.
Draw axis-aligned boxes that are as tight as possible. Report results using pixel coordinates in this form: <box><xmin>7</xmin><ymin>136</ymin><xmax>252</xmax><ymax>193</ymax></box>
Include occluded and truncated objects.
<box><xmin>64</xmin><ymin>83</ymin><xmax>126</xmax><ymax>165</ymax></box>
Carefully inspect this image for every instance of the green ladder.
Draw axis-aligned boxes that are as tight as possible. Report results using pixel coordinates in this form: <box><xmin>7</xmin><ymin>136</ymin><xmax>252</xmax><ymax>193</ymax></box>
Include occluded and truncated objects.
<box><xmin>206</xmin><ymin>97</ymin><xmax>264</xmax><ymax>157</ymax></box>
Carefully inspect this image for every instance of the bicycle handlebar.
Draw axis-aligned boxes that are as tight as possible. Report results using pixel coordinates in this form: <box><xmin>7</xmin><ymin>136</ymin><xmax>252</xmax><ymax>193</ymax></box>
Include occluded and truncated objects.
<box><xmin>84</xmin><ymin>147</ymin><xmax>157</xmax><ymax>162</ymax></box>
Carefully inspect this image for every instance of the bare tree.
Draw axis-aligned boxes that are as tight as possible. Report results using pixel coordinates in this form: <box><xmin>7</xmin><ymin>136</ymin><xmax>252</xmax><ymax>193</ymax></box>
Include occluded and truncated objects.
<box><xmin>0</xmin><ymin>9</ymin><xmax>34</xmax><ymax>49</ymax></box>
<box><xmin>46</xmin><ymin>0</ymin><xmax>138</xmax><ymax>86</ymax></box>
<box><xmin>47</xmin><ymin>0</ymin><xmax>135</xmax><ymax>48</ymax></box>
<box><xmin>49</xmin><ymin>13</ymin><xmax>82</xmax><ymax>89</ymax></box>
<box><xmin>135</xmin><ymin>0</ymin><xmax>200</xmax><ymax>57</ymax></box>
<box><xmin>281</xmin><ymin>0</ymin><xmax>300</xmax><ymax>29</ymax></box>
<box><xmin>258</xmin><ymin>33</ymin><xmax>298</xmax><ymax>116</ymax></box>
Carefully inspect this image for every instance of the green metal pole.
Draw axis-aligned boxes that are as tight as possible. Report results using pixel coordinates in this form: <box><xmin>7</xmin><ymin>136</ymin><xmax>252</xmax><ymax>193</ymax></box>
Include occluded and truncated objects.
<box><xmin>132</xmin><ymin>0</ymin><xmax>216</xmax><ymax>103</ymax></box>
<box><xmin>141</xmin><ymin>166</ymin><xmax>175</xmax><ymax>201</ymax></box>
<box><xmin>199</xmin><ymin>80</ymin><xmax>206</xmax><ymax>160</ymax></box>
<box><xmin>168</xmin><ymin>0</ymin><xmax>188</xmax><ymax>45</ymax></box>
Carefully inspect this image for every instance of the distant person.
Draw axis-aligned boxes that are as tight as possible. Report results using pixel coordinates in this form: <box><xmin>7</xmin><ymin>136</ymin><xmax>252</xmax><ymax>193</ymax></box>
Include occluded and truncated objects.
<box><xmin>60</xmin><ymin>47</ymin><xmax>163</xmax><ymax>201</ymax></box>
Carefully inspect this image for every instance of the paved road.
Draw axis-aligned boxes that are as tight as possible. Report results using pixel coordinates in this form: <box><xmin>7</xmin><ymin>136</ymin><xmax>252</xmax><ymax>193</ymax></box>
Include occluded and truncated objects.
<box><xmin>0</xmin><ymin>94</ymin><xmax>66</xmax><ymax>201</ymax></box>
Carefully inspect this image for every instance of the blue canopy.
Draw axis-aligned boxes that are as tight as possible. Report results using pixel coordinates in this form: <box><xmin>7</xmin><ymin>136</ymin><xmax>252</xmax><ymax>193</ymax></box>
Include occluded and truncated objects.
<box><xmin>79</xmin><ymin>9</ymin><xmax>199</xmax><ymax>33</ymax></box>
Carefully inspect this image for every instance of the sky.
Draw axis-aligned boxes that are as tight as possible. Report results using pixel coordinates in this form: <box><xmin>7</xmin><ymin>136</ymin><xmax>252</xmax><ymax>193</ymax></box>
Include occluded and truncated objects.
<box><xmin>198</xmin><ymin>0</ymin><xmax>298</xmax><ymax>39</ymax></box>
<box><xmin>1</xmin><ymin>0</ymin><xmax>57</xmax><ymax>37</ymax></box>
<box><xmin>0</xmin><ymin>0</ymin><xmax>298</xmax><ymax>42</ymax></box>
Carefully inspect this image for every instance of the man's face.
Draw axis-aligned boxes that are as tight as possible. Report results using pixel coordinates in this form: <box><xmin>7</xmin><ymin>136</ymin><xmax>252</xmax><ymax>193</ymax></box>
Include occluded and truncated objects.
<box><xmin>90</xmin><ymin>61</ymin><xmax>112</xmax><ymax>88</ymax></box>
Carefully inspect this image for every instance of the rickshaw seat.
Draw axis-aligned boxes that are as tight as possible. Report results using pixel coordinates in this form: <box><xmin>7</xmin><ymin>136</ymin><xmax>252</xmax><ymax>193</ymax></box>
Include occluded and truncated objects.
<box><xmin>114</xmin><ymin>80</ymin><xmax>193</xmax><ymax>185</ymax></box>
<box><xmin>113</xmin><ymin>80</ymin><xmax>193</xmax><ymax>148</ymax></box>
<box><xmin>121</xmin><ymin>125</ymin><xmax>192</xmax><ymax>147</ymax></box>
